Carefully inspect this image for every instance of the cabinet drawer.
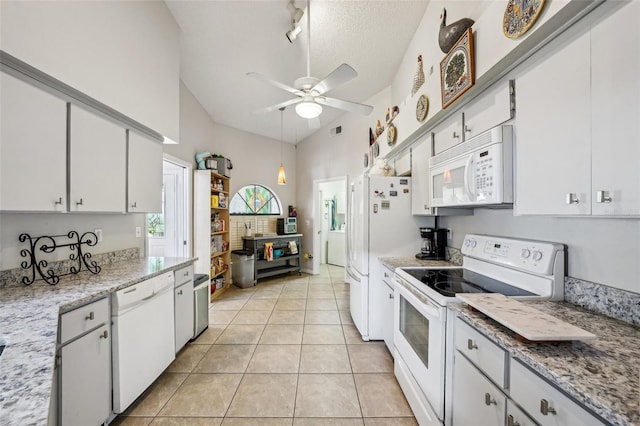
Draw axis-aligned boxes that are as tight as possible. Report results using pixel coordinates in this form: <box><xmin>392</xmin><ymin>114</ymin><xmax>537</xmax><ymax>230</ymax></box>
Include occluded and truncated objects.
<box><xmin>510</xmin><ymin>359</ymin><xmax>606</xmax><ymax>426</ymax></box>
<box><xmin>60</xmin><ymin>298</ymin><xmax>109</xmax><ymax>344</ymax></box>
<box><xmin>174</xmin><ymin>264</ymin><xmax>194</xmax><ymax>287</ymax></box>
<box><xmin>455</xmin><ymin>317</ymin><xmax>507</xmax><ymax>388</ymax></box>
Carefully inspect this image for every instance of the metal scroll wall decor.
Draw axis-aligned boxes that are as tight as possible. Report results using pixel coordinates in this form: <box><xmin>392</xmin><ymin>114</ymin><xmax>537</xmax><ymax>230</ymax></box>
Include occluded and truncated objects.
<box><xmin>19</xmin><ymin>231</ymin><xmax>101</xmax><ymax>285</ymax></box>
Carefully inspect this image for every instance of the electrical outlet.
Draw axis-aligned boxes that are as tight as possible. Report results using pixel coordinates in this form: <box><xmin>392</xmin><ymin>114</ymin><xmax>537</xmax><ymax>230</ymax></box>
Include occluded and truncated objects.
<box><xmin>447</xmin><ymin>228</ymin><xmax>453</xmax><ymax>242</ymax></box>
<box><xmin>135</xmin><ymin>227</ymin><xmax>142</xmax><ymax>238</ymax></box>
<box><xmin>94</xmin><ymin>229</ymin><xmax>103</xmax><ymax>242</ymax></box>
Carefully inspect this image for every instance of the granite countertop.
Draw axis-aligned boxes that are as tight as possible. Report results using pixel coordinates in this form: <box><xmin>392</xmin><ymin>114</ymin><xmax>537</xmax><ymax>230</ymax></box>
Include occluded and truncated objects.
<box><xmin>0</xmin><ymin>256</ymin><xmax>195</xmax><ymax>426</ymax></box>
<box><xmin>450</xmin><ymin>301</ymin><xmax>640</xmax><ymax>426</ymax></box>
<box><xmin>379</xmin><ymin>256</ymin><xmax>457</xmax><ymax>270</ymax></box>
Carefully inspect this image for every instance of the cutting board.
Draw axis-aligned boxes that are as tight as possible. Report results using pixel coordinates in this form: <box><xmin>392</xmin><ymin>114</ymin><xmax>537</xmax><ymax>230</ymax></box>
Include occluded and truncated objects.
<box><xmin>457</xmin><ymin>293</ymin><xmax>597</xmax><ymax>343</ymax></box>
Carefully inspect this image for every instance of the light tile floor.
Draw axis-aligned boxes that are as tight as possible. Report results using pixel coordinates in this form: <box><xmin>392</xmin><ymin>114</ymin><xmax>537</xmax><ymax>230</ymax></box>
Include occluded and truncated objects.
<box><xmin>113</xmin><ymin>265</ymin><xmax>417</xmax><ymax>425</ymax></box>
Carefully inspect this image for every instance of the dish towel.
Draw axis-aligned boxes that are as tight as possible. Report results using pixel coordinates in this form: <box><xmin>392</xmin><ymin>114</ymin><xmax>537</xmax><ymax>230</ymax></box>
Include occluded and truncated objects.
<box><xmin>288</xmin><ymin>241</ymin><xmax>298</xmax><ymax>255</ymax></box>
<box><xmin>265</xmin><ymin>242</ymin><xmax>274</xmax><ymax>261</ymax></box>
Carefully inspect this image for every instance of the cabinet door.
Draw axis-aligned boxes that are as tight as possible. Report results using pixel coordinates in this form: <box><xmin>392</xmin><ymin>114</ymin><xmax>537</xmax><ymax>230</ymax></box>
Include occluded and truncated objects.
<box><xmin>61</xmin><ymin>324</ymin><xmax>110</xmax><ymax>426</ymax></box>
<box><xmin>506</xmin><ymin>400</ymin><xmax>538</xmax><ymax>426</ymax></box>
<box><xmin>515</xmin><ymin>30</ymin><xmax>591</xmax><ymax>215</ymax></box>
<box><xmin>591</xmin><ymin>1</ymin><xmax>640</xmax><ymax>216</ymax></box>
<box><xmin>452</xmin><ymin>353</ymin><xmax>506</xmax><ymax>426</ymax></box>
<box><xmin>174</xmin><ymin>281</ymin><xmax>194</xmax><ymax>352</ymax></box>
<box><xmin>432</xmin><ymin>114</ymin><xmax>462</xmax><ymax>154</ymax></box>
<box><xmin>411</xmin><ymin>135</ymin><xmax>432</xmax><ymax>215</ymax></box>
<box><xmin>69</xmin><ymin>104</ymin><xmax>126</xmax><ymax>212</ymax></box>
<box><xmin>463</xmin><ymin>79</ymin><xmax>513</xmax><ymax>139</ymax></box>
<box><xmin>381</xmin><ymin>269</ymin><xmax>394</xmax><ymax>356</ymax></box>
<box><xmin>128</xmin><ymin>130</ymin><xmax>163</xmax><ymax>213</ymax></box>
<box><xmin>0</xmin><ymin>73</ymin><xmax>67</xmax><ymax>212</ymax></box>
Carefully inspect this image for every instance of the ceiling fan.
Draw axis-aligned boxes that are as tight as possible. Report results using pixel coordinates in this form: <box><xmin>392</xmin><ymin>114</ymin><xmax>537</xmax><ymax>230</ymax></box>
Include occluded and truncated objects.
<box><xmin>247</xmin><ymin>0</ymin><xmax>373</xmax><ymax>127</ymax></box>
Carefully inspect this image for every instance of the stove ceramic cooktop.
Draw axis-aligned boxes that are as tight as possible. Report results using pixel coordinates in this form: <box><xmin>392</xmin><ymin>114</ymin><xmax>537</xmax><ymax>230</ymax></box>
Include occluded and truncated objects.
<box><xmin>400</xmin><ymin>268</ymin><xmax>535</xmax><ymax>298</ymax></box>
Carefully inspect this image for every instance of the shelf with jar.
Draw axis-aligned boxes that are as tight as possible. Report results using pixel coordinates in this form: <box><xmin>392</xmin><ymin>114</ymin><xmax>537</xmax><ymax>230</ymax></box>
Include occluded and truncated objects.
<box><xmin>194</xmin><ymin>169</ymin><xmax>232</xmax><ymax>302</ymax></box>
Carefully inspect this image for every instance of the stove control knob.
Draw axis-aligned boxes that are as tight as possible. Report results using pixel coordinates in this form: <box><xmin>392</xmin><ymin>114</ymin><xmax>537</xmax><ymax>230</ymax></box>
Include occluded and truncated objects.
<box><xmin>468</xmin><ymin>239</ymin><xmax>477</xmax><ymax>248</ymax></box>
<box><xmin>521</xmin><ymin>249</ymin><xmax>531</xmax><ymax>259</ymax></box>
<box><xmin>532</xmin><ymin>251</ymin><xmax>543</xmax><ymax>261</ymax></box>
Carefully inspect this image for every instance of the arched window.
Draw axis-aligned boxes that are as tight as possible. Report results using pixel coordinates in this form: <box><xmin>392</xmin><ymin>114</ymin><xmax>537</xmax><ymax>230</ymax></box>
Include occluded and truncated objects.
<box><xmin>230</xmin><ymin>184</ymin><xmax>282</xmax><ymax>215</ymax></box>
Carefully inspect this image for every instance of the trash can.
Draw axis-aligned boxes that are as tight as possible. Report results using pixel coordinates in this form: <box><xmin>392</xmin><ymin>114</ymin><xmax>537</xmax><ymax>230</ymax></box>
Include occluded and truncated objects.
<box><xmin>192</xmin><ymin>274</ymin><xmax>209</xmax><ymax>340</ymax></box>
<box><xmin>231</xmin><ymin>249</ymin><xmax>254</xmax><ymax>288</ymax></box>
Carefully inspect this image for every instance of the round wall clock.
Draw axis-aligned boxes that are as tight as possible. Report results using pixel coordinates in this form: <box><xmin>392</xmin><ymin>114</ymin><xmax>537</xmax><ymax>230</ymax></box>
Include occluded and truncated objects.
<box><xmin>416</xmin><ymin>94</ymin><xmax>429</xmax><ymax>122</ymax></box>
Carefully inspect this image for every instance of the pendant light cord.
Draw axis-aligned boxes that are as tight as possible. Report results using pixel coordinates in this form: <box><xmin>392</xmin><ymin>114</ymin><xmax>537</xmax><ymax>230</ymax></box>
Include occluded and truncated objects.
<box><xmin>306</xmin><ymin>0</ymin><xmax>311</xmax><ymax>78</ymax></box>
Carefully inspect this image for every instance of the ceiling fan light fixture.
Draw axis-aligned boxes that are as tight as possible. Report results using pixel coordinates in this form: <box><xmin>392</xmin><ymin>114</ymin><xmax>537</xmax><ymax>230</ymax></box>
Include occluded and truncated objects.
<box><xmin>286</xmin><ymin>25</ymin><xmax>302</xmax><ymax>43</ymax></box>
<box><xmin>296</xmin><ymin>100</ymin><xmax>322</xmax><ymax>119</ymax></box>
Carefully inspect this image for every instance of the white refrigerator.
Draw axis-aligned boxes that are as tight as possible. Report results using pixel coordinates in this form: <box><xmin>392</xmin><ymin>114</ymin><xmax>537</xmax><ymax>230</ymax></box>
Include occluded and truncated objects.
<box><xmin>346</xmin><ymin>174</ymin><xmax>433</xmax><ymax>340</ymax></box>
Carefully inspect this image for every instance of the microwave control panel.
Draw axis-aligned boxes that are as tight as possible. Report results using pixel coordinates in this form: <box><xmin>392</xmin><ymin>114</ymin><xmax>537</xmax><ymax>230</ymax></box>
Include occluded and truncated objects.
<box><xmin>474</xmin><ymin>150</ymin><xmax>494</xmax><ymax>198</ymax></box>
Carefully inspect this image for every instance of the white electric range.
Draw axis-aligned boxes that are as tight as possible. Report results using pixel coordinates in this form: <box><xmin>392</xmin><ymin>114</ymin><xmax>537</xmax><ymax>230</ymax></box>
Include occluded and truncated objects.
<box><xmin>393</xmin><ymin>234</ymin><xmax>565</xmax><ymax>426</ymax></box>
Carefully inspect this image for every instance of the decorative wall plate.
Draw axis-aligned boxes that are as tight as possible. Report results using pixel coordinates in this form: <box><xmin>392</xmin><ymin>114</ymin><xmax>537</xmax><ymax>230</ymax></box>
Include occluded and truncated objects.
<box><xmin>387</xmin><ymin>123</ymin><xmax>397</xmax><ymax>146</ymax></box>
<box><xmin>364</xmin><ymin>153</ymin><xmax>369</xmax><ymax>168</ymax></box>
<box><xmin>372</xmin><ymin>141</ymin><xmax>380</xmax><ymax>158</ymax></box>
<box><xmin>503</xmin><ymin>0</ymin><xmax>546</xmax><ymax>39</ymax></box>
<box><xmin>416</xmin><ymin>94</ymin><xmax>429</xmax><ymax>122</ymax></box>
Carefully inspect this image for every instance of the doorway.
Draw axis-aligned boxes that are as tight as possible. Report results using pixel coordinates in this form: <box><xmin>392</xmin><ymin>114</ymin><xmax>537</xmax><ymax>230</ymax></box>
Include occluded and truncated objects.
<box><xmin>147</xmin><ymin>155</ymin><xmax>191</xmax><ymax>258</ymax></box>
<box><xmin>312</xmin><ymin>176</ymin><xmax>347</xmax><ymax>274</ymax></box>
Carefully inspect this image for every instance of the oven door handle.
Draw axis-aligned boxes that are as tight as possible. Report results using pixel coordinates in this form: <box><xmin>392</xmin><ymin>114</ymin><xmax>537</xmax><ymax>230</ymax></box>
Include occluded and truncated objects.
<box><xmin>463</xmin><ymin>154</ymin><xmax>475</xmax><ymax>202</ymax></box>
<box><xmin>395</xmin><ymin>277</ymin><xmax>444</xmax><ymax>321</ymax></box>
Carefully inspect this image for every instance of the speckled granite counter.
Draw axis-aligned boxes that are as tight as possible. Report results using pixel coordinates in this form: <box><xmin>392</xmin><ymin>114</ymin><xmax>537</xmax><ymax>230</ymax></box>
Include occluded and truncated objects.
<box><xmin>379</xmin><ymin>256</ymin><xmax>457</xmax><ymax>270</ymax></box>
<box><xmin>450</xmin><ymin>301</ymin><xmax>640</xmax><ymax>426</ymax></box>
<box><xmin>0</xmin><ymin>256</ymin><xmax>195</xmax><ymax>426</ymax></box>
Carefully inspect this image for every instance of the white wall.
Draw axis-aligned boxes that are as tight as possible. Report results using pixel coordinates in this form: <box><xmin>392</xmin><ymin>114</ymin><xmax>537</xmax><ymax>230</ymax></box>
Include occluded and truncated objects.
<box><xmin>165</xmin><ymin>82</ymin><xmax>296</xmax><ymax>213</ymax></box>
<box><xmin>296</xmin><ymin>1</ymin><xmax>640</xmax><ymax>294</ymax></box>
<box><xmin>0</xmin><ymin>0</ymin><xmax>180</xmax><ymax>141</ymax></box>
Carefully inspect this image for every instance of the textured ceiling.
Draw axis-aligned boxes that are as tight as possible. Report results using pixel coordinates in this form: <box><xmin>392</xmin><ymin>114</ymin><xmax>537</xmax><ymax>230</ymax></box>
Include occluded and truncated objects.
<box><xmin>165</xmin><ymin>0</ymin><xmax>429</xmax><ymax>143</ymax></box>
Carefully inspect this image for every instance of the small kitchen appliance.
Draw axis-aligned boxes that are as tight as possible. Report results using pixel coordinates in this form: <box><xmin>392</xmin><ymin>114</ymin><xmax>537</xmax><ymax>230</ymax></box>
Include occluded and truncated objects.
<box><xmin>394</xmin><ymin>234</ymin><xmax>565</xmax><ymax>426</ymax></box>
<box><xmin>429</xmin><ymin>124</ymin><xmax>513</xmax><ymax>207</ymax></box>
<box><xmin>415</xmin><ymin>227</ymin><xmax>448</xmax><ymax>260</ymax></box>
<box><xmin>277</xmin><ymin>217</ymin><xmax>297</xmax><ymax>234</ymax></box>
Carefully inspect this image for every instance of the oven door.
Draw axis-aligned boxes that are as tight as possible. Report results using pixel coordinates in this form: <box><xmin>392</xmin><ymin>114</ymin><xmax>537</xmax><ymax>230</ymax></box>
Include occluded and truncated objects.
<box><xmin>394</xmin><ymin>276</ymin><xmax>447</xmax><ymax>422</ymax></box>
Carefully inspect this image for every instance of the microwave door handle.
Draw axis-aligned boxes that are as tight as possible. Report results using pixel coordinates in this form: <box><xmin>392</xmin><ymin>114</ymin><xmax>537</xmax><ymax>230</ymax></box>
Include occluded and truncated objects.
<box><xmin>463</xmin><ymin>154</ymin><xmax>475</xmax><ymax>201</ymax></box>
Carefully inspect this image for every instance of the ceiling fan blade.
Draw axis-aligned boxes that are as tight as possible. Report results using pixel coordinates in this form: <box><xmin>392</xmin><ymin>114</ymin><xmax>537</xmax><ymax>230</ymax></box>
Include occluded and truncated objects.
<box><xmin>311</xmin><ymin>63</ymin><xmax>357</xmax><ymax>95</ymax></box>
<box><xmin>317</xmin><ymin>96</ymin><xmax>373</xmax><ymax>116</ymax></box>
<box><xmin>253</xmin><ymin>97</ymin><xmax>303</xmax><ymax>114</ymax></box>
<box><xmin>246</xmin><ymin>72</ymin><xmax>302</xmax><ymax>96</ymax></box>
<box><xmin>308</xmin><ymin>117</ymin><xmax>321</xmax><ymax>129</ymax></box>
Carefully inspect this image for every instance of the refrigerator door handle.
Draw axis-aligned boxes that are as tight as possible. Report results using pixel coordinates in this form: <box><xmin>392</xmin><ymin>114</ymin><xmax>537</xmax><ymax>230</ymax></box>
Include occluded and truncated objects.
<box><xmin>346</xmin><ymin>266</ymin><xmax>361</xmax><ymax>283</ymax></box>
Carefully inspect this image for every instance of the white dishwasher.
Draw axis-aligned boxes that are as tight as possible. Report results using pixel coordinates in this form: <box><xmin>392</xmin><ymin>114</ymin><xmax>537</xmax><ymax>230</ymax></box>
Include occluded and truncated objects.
<box><xmin>111</xmin><ymin>272</ymin><xmax>175</xmax><ymax>413</ymax></box>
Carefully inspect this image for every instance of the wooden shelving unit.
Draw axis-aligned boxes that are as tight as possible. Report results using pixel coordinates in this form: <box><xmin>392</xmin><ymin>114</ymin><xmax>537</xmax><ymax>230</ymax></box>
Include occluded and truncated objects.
<box><xmin>194</xmin><ymin>170</ymin><xmax>232</xmax><ymax>302</ymax></box>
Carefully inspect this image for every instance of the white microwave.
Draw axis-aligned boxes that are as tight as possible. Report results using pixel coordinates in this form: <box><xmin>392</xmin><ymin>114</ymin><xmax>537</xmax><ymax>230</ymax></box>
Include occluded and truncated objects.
<box><xmin>429</xmin><ymin>125</ymin><xmax>513</xmax><ymax>207</ymax></box>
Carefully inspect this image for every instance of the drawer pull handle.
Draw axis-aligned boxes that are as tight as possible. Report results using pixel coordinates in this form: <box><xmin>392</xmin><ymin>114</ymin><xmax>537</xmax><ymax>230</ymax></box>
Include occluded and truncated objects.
<box><xmin>389</xmin><ymin>293</ymin><xmax>394</xmax><ymax>299</ymax></box>
<box><xmin>540</xmin><ymin>399</ymin><xmax>557</xmax><ymax>415</ymax></box>
<box><xmin>178</xmin><ymin>290</ymin><xmax>183</xmax><ymax>295</ymax></box>
<box><xmin>131</xmin><ymin>202</ymin><xmax>137</xmax><ymax>208</ymax></box>
<box><xmin>467</xmin><ymin>339</ymin><xmax>478</xmax><ymax>350</ymax></box>
<box><xmin>54</xmin><ymin>197</ymin><xmax>63</xmax><ymax>206</ymax></box>
<box><xmin>99</xmin><ymin>330</ymin><xmax>109</xmax><ymax>339</ymax></box>
<box><xmin>484</xmin><ymin>393</ymin><xmax>497</xmax><ymax>406</ymax></box>
<box><xmin>507</xmin><ymin>414</ymin><xmax>520</xmax><ymax>426</ymax></box>
<box><xmin>384</xmin><ymin>272</ymin><xmax>389</xmax><ymax>278</ymax></box>
<box><xmin>76</xmin><ymin>198</ymin><xmax>84</xmax><ymax>207</ymax></box>
<box><xmin>85</xmin><ymin>312</ymin><xmax>94</xmax><ymax>321</ymax></box>
<box><xmin>184</xmin><ymin>271</ymin><xmax>189</xmax><ymax>277</ymax></box>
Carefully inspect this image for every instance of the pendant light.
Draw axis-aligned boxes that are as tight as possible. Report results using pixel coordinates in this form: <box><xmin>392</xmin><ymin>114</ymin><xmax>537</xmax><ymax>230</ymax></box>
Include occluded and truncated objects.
<box><xmin>277</xmin><ymin>107</ymin><xmax>287</xmax><ymax>185</ymax></box>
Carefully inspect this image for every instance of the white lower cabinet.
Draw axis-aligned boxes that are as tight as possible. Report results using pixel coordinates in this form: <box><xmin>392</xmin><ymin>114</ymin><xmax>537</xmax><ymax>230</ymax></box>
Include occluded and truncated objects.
<box><xmin>174</xmin><ymin>280</ymin><xmax>194</xmax><ymax>352</ymax></box>
<box><xmin>452</xmin><ymin>353</ymin><xmax>506</xmax><ymax>426</ymax></box>
<box><xmin>451</xmin><ymin>316</ymin><xmax>606</xmax><ymax>426</ymax></box>
<box><xmin>58</xmin><ymin>298</ymin><xmax>110</xmax><ymax>426</ymax></box>
<box><xmin>510</xmin><ymin>359</ymin><xmax>606</xmax><ymax>426</ymax></box>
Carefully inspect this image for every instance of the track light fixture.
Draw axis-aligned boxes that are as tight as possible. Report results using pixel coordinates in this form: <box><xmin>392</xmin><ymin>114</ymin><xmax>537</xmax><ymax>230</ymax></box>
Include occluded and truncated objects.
<box><xmin>285</xmin><ymin>1</ymin><xmax>304</xmax><ymax>43</ymax></box>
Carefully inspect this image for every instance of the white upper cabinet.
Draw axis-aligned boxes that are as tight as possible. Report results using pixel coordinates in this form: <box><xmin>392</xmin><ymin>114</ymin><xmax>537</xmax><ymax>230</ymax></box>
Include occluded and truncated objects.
<box><xmin>69</xmin><ymin>104</ymin><xmax>126</xmax><ymax>212</ymax></box>
<box><xmin>127</xmin><ymin>130</ymin><xmax>162</xmax><ymax>213</ymax></box>
<box><xmin>515</xmin><ymin>29</ymin><xmax>592</xmax><ymax>215</ymax></box>
<box><xmin>590</xmin><ymin>1</ymin><xmax>640</xmax><ymax>216</ymax></box>
<box><xmin>462</xmin><ymin>79</ymin><xmax>514</xmax><ymax>140</ymax></box>
<box><xmin>516</xmin><ymin>2</ymin><xmax>640</xmax><ymax>217</ymax></box>
<box><xmin>0</xmin><ymin>72</ymin><xmax>67</xmax><ymax>212</ymax></box>
<box><xmin>432</xmin><ymin>113</ymin><xmax>462</xmax><ymax>155</ymax></box>
<box><xmin>411</xmin><ymin>134</ymin><xmax>431</xmax><ymax>215</ymax></box>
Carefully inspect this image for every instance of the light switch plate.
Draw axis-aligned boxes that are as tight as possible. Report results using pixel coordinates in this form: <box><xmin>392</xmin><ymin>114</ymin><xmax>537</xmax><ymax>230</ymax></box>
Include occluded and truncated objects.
<box><xmin>135</xmin><ymin>227</ymin><xmax>142</xmax><ymax>238</ymax></box>
<box><xmin>94</xmin><ymin>229</ymin><xmax>103</xmax><ymax>242</ymax></box>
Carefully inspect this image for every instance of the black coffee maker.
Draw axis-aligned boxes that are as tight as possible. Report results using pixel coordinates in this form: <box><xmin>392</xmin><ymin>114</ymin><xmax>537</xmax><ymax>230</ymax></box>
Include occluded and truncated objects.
<box><xmin>415</xmin><ymin>227</ymin><xmax>448</xmax><ymax>260</ymax></box>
